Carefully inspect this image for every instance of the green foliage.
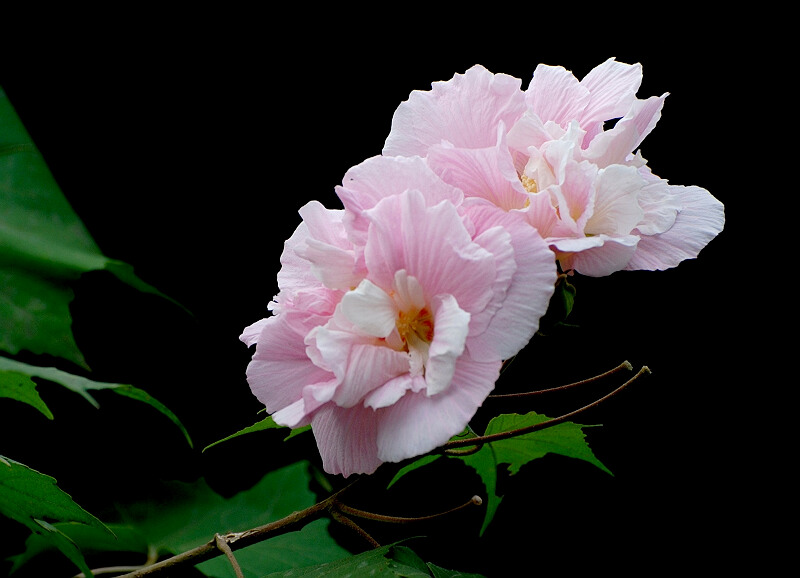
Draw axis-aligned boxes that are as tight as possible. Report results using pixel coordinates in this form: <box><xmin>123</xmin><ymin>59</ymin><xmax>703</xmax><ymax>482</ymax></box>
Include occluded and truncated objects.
<box><xmin>0</xmin><ymin>356</ymin><xmax>192</xmax><ymax>447</ymax></box>
<box><xmin>7</xmin><ymin>522</ymin><xmax>149</xmax><ymax>575</ymax></box>
<box><xmin>0</xmin><ymin>456</ymin><xmax>114</xmax><ymax>577</ymax></box>
<box><xmin>203</xmin><ymin>415</ymin><xmax>311</xmax><ymax>453</ymax></box>
<box><xmin>456</xmin><ymin>411</ymin><xmax>610</xmax><ymax>534</ymax></box>
<box><xmin>390</xmin><ymin>412</ymin><xmax>610</xmax><ymax>536</ymax></box>
<box><xmin>116</xmin><ymin>461</ymin><xmax>351</xmax><ymax>577</ymax></box>
<box><xmin>0</xmin><ymin>87</ymin><xmax>175</xmax><ymax>369</ymax></box>
<box><xmin>0</xmin><ymin>370</ymin><xmax>53</xmax><ymax>419</ymax></box>
<box><xmin>262</xmin><ymin>543</ymin><xmax>486</xmax><ymax>578</ymax></box>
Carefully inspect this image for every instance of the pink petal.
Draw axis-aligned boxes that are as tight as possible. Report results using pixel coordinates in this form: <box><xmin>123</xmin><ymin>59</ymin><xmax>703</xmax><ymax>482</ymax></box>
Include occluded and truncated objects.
<box><xmin>585</xmin><ymin>165</ymin><xmax>647</xmax><ymax>236</ymax></box>
<box><xmin>426</xmin><ymin>128</ymin><xmax>530</xmax><ymax>211</ymax></box>
<box><xmin>579</xmin><ymin>58</ymin><xmax>643</xmax><ymax>128</ymax></box>
<box><xmin>556</xmin><ymin>234</ymin><xmax>640</xmax><ymax>277</ymax></box>
<box><xmin>464</xmin><ymin>204</ymin><xmax>557</xmax><ymax>360</ymax></box>
<box><xmin>341</xmin><ymin>279</ymin><xmax>398</xmax><ymax>338</ymax></box>
<box><xmin>312</xmin><ymin>403</ymin><xmax>383</xmax><ymax>477</ymax></box>
<box><xmin>424</xmin><ymin>294</ymin><xmax>471</xmax><ymax>396</ymax></box>
<box><xmin>383</xmin><ymin>65</ymin><xmax>526</xmax><ymax>156</ymax></box>
<box><xmin>335</xmin><ymin>155</ymin><xmax>463</xmax><ymax>244</ymax></box>
<box><xmin>626</xmin><ymin>185</ymin><xmax>724</xmax><ymax>271</ymax></box>
<box><xmin>375</xmin><ymin>356</ymin><xmax>501</xmax><ymax>463</ymax></box>
<box><xmin>364</xmin><ymin>190</ymin><xmax>496</xmax><ymax>314</ymax></box>
<box><xmin>245</xmin><ymin>314</ymin><xmax>335</xmax><ymax>413</ymax></box>
<box><xmin>585</xmin><ymin>95</ymin><xmax>666</xmax><ymax>167</ymax></box>
<box><xmin>525</xmin><ymin>64</ymin><xmax>590</xmax><ymax>127</ymax></box>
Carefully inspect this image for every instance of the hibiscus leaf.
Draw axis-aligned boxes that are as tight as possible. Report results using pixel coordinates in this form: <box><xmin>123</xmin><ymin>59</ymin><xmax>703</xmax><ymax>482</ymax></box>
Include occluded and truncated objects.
<box><xmin>0</xmin><ymin>456</ymin><xmax>114</xmax><ymax>577</ymax></box>
<box><xmin>262</xmin><ymin>542</ymin><xmax>485</xmax><ymax>578</ymax></box>
<box><xmin>386</xmin><ymin>455</ymin><xmax>442</xmax><ymax>489</ymax></box>
<box><xmin>7</xmin><ymin>522</ymin><xmax>149</xmax><ymax>575</ymax></box>
<box><xmin>0</xmin><ymin>356</ymin><xmax>192</xmax><ymax>447</ymax></box>
<box><xmin>116</xmin><ymin>460</ymin><xmax>351</xmax><ymax>577</ymax></box>
<box><xmin>0</xmin><ymin>86</ymin><xmax>181</xmax><ymax>369</ymax></box>
<box><xmin>0</xmin><ymin>369</ymin><xmax>53</xmax><ymax>419</ymax></box>
<box><xmin>452</xmin><ymin>411</ymin><xmax>611</xmax><ymax>534</ymax></box>
<box><xmin>203</xmin><ymin>415</ymin><xmax>311</xmax><ymax>452</ymax></box>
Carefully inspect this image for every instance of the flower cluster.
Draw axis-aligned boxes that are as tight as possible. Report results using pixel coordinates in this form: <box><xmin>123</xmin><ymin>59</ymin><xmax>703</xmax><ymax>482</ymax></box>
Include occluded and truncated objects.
<box><xmin>241</xmin><ymin>59</ymin><xmax>724</xmax><ymax>477</ymax></box>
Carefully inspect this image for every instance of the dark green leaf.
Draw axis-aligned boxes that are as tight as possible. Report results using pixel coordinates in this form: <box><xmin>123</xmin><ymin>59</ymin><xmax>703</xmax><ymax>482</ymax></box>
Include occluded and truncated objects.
<box><xmin>0</xmin><ymin>369</ymin><xmax>53</xmax><ymax>419</ymax></box>
<box><xmin>0</xmin><ymin>456</ymin><xmax>113</xmax><ymax>577</ymax></box>
<box><xmin>0</xmin><ymin>356</ymin><xmax>192</xmax><ymax>447</ymax></box>
<box><xmin>117</xmin><ymin>461</ymin><xmax>350</xmax><ymax>577</ymax></box>
<box><xmin>0</xmin><ymin>87</ymin><xmax>182</xmax><ymax>367</ymax></box>
<box><xmin>452</xmin><ymin>412</ymin><xmax>611</xmax><ymax>534</ymax></box>
<box><xmin>203</xmin><ymin>415</ymin><xmax>310</xmax><ymax>452</ymax></box>
<box><xmin>7</xmin><ymin>522</ymin><xmax>148</xmax><ymax>575</ymax></box>
<box><xmin>262</xmin><ymin>543</ymin><xmax>485</xmax><ymax>578</ymax></box>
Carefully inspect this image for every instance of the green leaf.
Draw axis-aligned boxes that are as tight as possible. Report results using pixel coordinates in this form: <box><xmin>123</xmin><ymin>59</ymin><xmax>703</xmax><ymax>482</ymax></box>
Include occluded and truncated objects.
<box><xmin>0</xmin><ymin>356</ymin><xmax>192</xmax><ymax>447</ymax></box>
<box><xmin>0</xmin><ymin>86</ymin><xmax>182</xmax><ymax>368</ymax></box>
<box><xmin>263</xmin><ymin>543</ymin><xmax>485</xmax><ymax>578</ymax></box>
<box><xmin>387</xmin><ymin>455</ymin><xmax>441</xmax><ymax>489</ymax></box>
<box><xmin>116</xmin><ymin>461</ymin><xmax>350</xmax><ymax>577</ymax></box>
<box><xmin>7</xmin><ymin>522</ymin><xmax>149</xmax><ymax>575</ymax></box>
<box><xmin>0</xmin><ymin>369</ymin><xmax>53</xmax><ymax>419</ymax></box>
<box><xmin>452</xmin><ymin>412</ymin><xmax>611</xmax><ymax>534</ymax></box>
<box><xmin>203</xmin><ymin>415</ymin><xmax>310</xmax><ymax>452</ymax></box>
<box><xmin>0</xmin><ymin>456</ymin><xmax>114</xmax><ymax>577</ymax></box>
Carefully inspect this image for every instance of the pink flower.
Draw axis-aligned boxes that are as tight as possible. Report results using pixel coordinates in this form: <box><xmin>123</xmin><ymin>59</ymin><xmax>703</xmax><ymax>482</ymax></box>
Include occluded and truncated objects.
<box><xmin>241</xmin><ymin>156</ymin><xmax>556</xmax><ymax>476</ymax></box>
<box><xmin>383</xmin><ymin>58</ymin><xmax>724</xmax><ymax>276</ymax></box>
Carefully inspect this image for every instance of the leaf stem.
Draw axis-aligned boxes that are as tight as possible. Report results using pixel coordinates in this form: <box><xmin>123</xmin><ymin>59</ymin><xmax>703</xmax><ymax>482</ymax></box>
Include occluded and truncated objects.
<box><xmin>489</xmin><ymin>360</ymin><xmax>633</xmax><ymax>399</ymax></box>
<box><xmin>443</xmin><ymin>365</ymin><xmax>650</xmax><ymax>452</ymax></box>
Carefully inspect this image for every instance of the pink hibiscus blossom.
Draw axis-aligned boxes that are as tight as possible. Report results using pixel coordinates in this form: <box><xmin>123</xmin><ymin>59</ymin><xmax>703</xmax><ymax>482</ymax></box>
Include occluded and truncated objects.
<box><xmin>241</xmin><ymin>156</ymin><xmax>556</xmax><ymax>477</ymax></box>
<box><xmin>383</xmin><ymin>58</ymin><xmax>724</xmax><ymax>276</ymax></box>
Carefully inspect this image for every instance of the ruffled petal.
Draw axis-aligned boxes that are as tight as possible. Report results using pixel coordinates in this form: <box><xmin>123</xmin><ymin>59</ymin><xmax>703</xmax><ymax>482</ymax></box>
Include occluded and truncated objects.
<box><xmin>625</xmin><ymin>185</ymin><xmax>724</xmax><ymax>271</ymax></box>
<box><xmin>383</xmin><ymin>65</ymin><xmax>526</xmax><ymax>156</ymax></box>
<box><xmin>335</xmin><ymin>155</ymin><xmax>463</xmax><ymax>244</ymax></box>
<box><xmin>245</xmin><ymin>314</ymin><xmax>335</xmax><ymax>413</ymax></box>
<box><xmin>312</xmin><ymin>403</ymin><xmax>383</xmax><ymax>477</ymax></box>
<box><xmin>341</xmin><ymin>279</ymin><xmax>398</xmax><ymax>338</ymax></box>
<box><xmin>465</xmin><ymin>205</ymin><xmax>557</xmax><ymax>360</ymax></box>
<box><xmin>426</xmin><ymin>126</ymin><xmax>529</xmax><ymax>211</ymax></box>
<box><xmin>579</xmin><ymin>58</ymin><xmax>643</xmax><ymax>128</ymax></box>
<box><xmin>525</xmin><ymin>64</ymin><xmax>590</xmax><ymax>127</ymax></box>
<box><xmin>585</xmin><ymin>164</ymin><xmax>647</xmax><ymax>236</ymax></box>
<box><xmin>364</xmin><ymin>189</ymin><xmax>496</xmax><ymax>314</ymax></box>
<box><xmin>424</xmin><ymin>294</ymin><xmax>471</xmax><ymax>396</ymax></box>
<box><xmin>375</xmin><ymin>356</ymin><xmax>501</xmax><ymax>463</ymax></box>
<box><xmin>556</xmin><ymin>234</ymin><xmax>639</xmax><ymax>277</ymax></box>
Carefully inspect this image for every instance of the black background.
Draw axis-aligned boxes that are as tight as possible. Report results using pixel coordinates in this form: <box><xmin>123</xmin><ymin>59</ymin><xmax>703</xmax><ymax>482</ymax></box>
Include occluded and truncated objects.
<box><xmin>0</xmin><ymin>12</ymin><xmax>777</xmax><ymax>577</ymax></box>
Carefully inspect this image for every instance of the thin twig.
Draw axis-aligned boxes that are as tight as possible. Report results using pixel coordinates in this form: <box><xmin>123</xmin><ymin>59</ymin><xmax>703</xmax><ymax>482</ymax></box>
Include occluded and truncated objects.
<box><xmin>489</xmin><ymin>360</ymin><xmax>633</xmax><ymax>399</ymax></box>
<box><xmin>329</xmin><ymin>510</ymin><xmax>381</xmax><ymax>548</ymax></box>
<box><xmin>215</xmin><ymin>533</ymin><xmax>244</xmax><ymax>578</ymax></box>
<box><xmin>443</xmin><ymin>365</ymin><xmax>650</xmax><ymax>451</ymax></box>
<box><xmin>335</xmin><ymin>495</ymin><xmax>483</xmax><ymax>524</ymax></box>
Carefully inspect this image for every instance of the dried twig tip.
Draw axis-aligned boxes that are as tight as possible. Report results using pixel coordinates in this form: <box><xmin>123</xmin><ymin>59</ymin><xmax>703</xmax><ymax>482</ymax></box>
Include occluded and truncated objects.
<box><xmin>471</xmin><ymin>495</ymin><xmax>483</xmax><ymax>506</ymax></box>
<box><xmin>623</xmin><ymin>360</ymin><xmax>633</xmax><ymax>371</ymax></box>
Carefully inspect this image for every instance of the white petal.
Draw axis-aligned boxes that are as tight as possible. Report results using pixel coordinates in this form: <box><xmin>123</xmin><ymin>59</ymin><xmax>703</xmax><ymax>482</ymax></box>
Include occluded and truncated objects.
<box><xmin>341</xmin><ymin>279</ymin><xmax>397</xmax><ymax>337</ymax></box>
<box><xmin>424</xmin><ymin>294</ymin><xmax>471</xmax><ymax>396</ymax></box>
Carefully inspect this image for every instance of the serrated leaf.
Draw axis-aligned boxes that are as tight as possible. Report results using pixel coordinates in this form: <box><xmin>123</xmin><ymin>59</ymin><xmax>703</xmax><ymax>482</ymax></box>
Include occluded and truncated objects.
<box><xmin>0</xmin><ymin>369</ymin><xmax>53</xmax><ymax>419</ymax></box>
<box><xmin>0</xmin><ymin>356</ymin><xmax>192</xmax><ymax>447</ymax></box>
<box><xmin>0</xmin><ymin>456</ymin><xmax>113</xmax><ymax>577</ymax></box>
<box><xmin>116</xmin><ymin>460</ymin><xmax>350</xmax><ymax>578</ymax></box>
<box><xmin>0</xmin><ymin>86</ymin><xmax>183</xmax><ymax>367</ymax></box>
<box><xmin>452</xmin><ymin>412</ymin><xmax>611</xmax><ymax>534</ymax></box>
<box><xmin>203</xmin><ymin>415</ymin><xmax>310</xmax><ymax>452</ymax></box>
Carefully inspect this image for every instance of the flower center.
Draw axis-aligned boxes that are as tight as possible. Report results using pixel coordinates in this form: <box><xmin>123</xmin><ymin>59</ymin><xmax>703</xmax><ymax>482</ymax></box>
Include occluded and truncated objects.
<box><xmin>520</xmin><ymin>174</ymin><xmax>539</xmax><ymax>194</ymax></box>
<box><xmin>396</xmin><ymin>307</ymin><xmax>434</xmax><ymax>348</ymax></box>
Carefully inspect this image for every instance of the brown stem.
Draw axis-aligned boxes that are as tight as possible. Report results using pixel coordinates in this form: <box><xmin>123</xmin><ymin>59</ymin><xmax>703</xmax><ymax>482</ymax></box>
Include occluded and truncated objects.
<box><xmin>113</xmin><ymin>484</ymin><xmax>353</xmax><ymax>578</ymax></box>
<box><xmin>334</xmin><ymin>495</ymin><xmax>483</xmax><ymax>524</ymax></box>
<box><xmin>215</xmin><ymin>533</ymin><xmax>244</xmax><ymax>578</ymax></box>
<box><xmin>443</xmin><ymin>365</ymin><xmax>650</xmax><ymax>451</ymax></box>
<box><xmin>489</xmin><ymin>360</ymin><xmax>633</xmax><ymax>399</ymax></box>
